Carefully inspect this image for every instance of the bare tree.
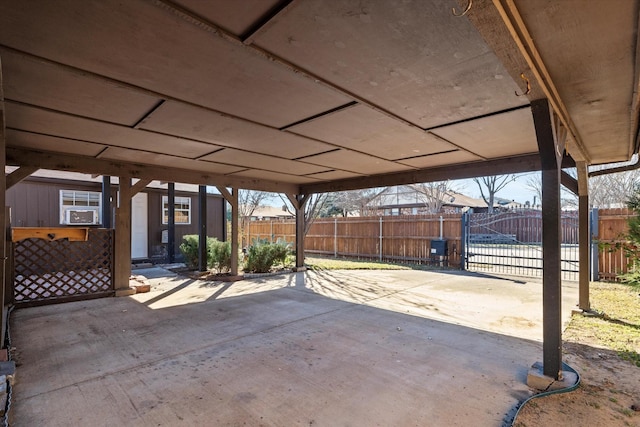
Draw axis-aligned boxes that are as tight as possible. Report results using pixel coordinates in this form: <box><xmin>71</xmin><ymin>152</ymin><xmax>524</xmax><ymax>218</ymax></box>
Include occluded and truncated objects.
<box><xmin>473</xmin><ymin>175</ymin><xmax>516</xmax><ymax>213</ymax></box>
<box><xmin>238</xmin><ymin>190</ymin><xmax>273</xmax><ymax>245</ymax></box>
<box><xmin>525</xmin><ymin>171</ymin><xmax>578</xmax><ymax>209</ymax></box>
<box><xmin>410</xmin><ymin>181</ymin><xmax>458</xmax><ymax>213</ymax></box>
<box><xmin>589</xmin><ymin>169</ymin><xmax>640</xmax><ymax>208</ymax></box>
<box><xmin>330</xmin><ymin>188</ymin><xmax>387</xmax><ymax>216</ymax></box>
<box><xmin>279</xmin><ymin>193</ymin><xmax>329</xmax><ymax>235</ymax></box>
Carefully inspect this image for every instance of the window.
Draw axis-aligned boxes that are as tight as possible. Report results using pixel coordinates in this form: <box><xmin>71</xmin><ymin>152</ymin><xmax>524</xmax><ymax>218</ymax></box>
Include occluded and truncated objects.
<box><xmin>162</xmin><ymin>196</ymin><xmax>191</xmax><ymax>225</ymax></box>
<box><xmin>60</xmin><ymin>190</ymin><xmax>102</xmax><ymax>225</ymax></box>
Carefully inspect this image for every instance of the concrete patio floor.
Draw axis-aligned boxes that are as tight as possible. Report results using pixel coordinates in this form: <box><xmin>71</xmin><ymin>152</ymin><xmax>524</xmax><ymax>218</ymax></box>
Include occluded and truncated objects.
<box><xmin>10</xmin><ymin>268</ymin><xmax>578</xmax><ymax>426</ymax></box>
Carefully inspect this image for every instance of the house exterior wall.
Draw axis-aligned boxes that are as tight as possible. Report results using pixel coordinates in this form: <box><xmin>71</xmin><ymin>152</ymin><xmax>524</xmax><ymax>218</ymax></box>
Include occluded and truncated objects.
<box><xmin>145</xmin><ymin>188</ymin><xmax>225</xmax><ymax>260</ymax></box>
<box><xmin>6</xmin><ymin>178</ymin><xmax>225</xmax><ymax>261</ymax></box>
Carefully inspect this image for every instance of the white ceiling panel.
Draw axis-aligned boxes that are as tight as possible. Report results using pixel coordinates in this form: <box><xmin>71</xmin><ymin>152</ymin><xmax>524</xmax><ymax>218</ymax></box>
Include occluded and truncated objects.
<box><xmin>254</xmin><ymin>0</ymin><xmax>527</xmax><ymax>128</ymax></box>
<box><xmin>5</xmin><ymin>129</ymin><xmax>106</xmax><ymax>157</ymax></box>
<box><xmin>5</xmin><ymin>102</ymin><xmax>221</xmax><ymax>158</ymax></box>
<box><xmin>398</xmin><ymin>150</ymin><xmax>482</xmax><ymax>169</ymax></box>
<box><xmin>100</xmin><ymin>148</ymin><xmax>245</xmax><ymax>175</ymax></box>
<box><xmin>304</xmin><ymin>170</ymin><xmax>362</xmax><ymax>181</ymax></box>
<box><xmin>201</xmin><ymin>148</ymin><xmax>330</xmax><ymax>176</ymax></box>
<box><xmin>287</xmin><ymin>104</ymin><xmax>456</xmax><ymax>160</ymax></box>
<box><xmin>1</xmin><ymin>48</ymin><xmax>161</xmax><ymax>127</ymax></box>
<box><xmin>172</xmin><ymin>0</ymin><xmax>282</xmax><ymax>37</ymax></box>
<box><xmin>0</xmin><ymin>0</ymin><xmax>352</xmax><ymax>128</ymax></box>
<box><xmin>139</xmin><ymin>101</ymin><xmax>335</xmax><ymax>159</ymax></box>
<box><xmin>302</xmin><ymin>150</ymin><xmax>412</xmax><ymax>175</ymax></box>
<box><xmin>430</xmin><ymin>108</ymin><xmax>538</xmax><ymax>159</ymax></box>
<box><xmin>229</xmin><ymin>169</ymin><xmax>320</xmax><ymax>184</ymax></box>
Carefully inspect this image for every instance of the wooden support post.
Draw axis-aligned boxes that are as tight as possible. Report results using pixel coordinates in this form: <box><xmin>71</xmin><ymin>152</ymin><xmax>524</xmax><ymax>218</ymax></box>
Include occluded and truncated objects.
<box><xmin>167</xmin><ymin>183</ymin><xmax>176</xmax><ymax>263</ymax></box>
<box><xmin>102</xmin><ymin>176</ymin><xmax>111</xmax><ymax>228</ymax></box>
<box><xmin>287</xmin><ymin>194</ymin><xmax>309</xmax><ymax>270</ymax></box>
<box><xmin>0</xmin><ymin>55</ymin><xmax>8</xmax><ymax>344</ymax></box>
<box><xmin>217</xmin><ymin>187</ymin><xmax>239</xmax><ymax>276</ymax></box>
<box><xmin>577</xmin><ymin>161</ymin><xmax>590</xmax><ymax>310</ymax></box>
<box><xmin>114</xmin><ymin>178</ymin><xmax>151</xmax><ymax>296</ymax></box>
<box><xmin>532</xmin><ymin>99</ymin><xmax>564</xmax><ymax>380</ymax></box>
<box><xmin>198</xmin><ymin>185</ymin><xmax>207</xmax><ymax>272</ymax></box>
<box><xmin>114</xmin><ymin>177</ymin><xmax>134</xmax><ymax>296</ymax></box>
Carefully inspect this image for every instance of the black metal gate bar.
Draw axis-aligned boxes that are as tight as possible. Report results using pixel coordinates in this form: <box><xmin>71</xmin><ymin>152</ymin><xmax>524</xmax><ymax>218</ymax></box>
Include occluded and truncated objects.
<box><xmin>465</xmin><ymin>209</ymin><xmax>579</xmax><ymax>280</ymax></box>
<box><xmin>13</xmin><ymin>228</ymin><xmax>114</xmax><ymax>306</ymax></box>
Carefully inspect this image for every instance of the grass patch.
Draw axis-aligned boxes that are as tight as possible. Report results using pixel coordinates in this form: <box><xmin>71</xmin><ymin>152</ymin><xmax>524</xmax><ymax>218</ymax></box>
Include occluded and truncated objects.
<box><xmin>564</xmin><ymin>282</ymin><xmax>640</xmax><ymax>367</ymax></box>
<box><xmin>305</xmin><ymin>256</ymin><xmax>435</xmax><ymax>271</ymax></box>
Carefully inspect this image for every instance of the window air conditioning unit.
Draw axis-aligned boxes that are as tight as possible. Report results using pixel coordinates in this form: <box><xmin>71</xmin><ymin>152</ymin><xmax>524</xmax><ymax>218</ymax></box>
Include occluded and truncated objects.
<box><xmin>66</xmin><ymin>209</ymin><xmax>98</xmax><ymax>225</ymax></box>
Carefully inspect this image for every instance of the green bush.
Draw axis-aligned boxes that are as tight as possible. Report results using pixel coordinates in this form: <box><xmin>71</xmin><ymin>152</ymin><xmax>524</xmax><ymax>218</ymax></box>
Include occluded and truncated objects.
<box><xmin>243</xmin><ymin>238</ymin><xmax>292</xmax><ymax>273</ymax></box>
<box><xmin>179</xmin><ymin>235</ymin><xmax>201</xmax><ymax>268</ymax></box>
<box><xmin>271</xmin><ymin>238</ymin><xmax>292</xmax><ymax>269</ymax></box>
<box><xmin>179</xmin><ymin>235</ymin><xmax>234</xmax><ymax>273</ymax></box>
<box><xmin>209</xmin><ymin>239</ymin><xmax>232</xmax><ymax>273</ymax></box>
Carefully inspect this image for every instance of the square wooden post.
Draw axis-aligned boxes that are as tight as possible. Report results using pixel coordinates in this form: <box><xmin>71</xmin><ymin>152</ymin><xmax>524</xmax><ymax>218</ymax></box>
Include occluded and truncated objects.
<box><xmin>216</xmin><ymin>187</ymin><xmax>239</xmax><ymax>276</ymax></box>
<box><xmin>532</xmin><ymin>99</ymin><xmax>564</xmax><ymax>380</ymax></box>
<box><xmin>577</xmin><ymin>162</ymin><xmax>590</xmax><ymax>310</ymax></box>
<box><xmin>0</xmin><ymin>55</ymin><xmax>7</xmax><ymax>343</ymax></box>
<box><xmin>114</xmin><ymin>178</ymin><xmax>135</xmax><ymax>296</ymax></box>
<box><xmin>198</xmin><ymin>185</ymin><xmax>207</xmax><ymax>272</ymax></box>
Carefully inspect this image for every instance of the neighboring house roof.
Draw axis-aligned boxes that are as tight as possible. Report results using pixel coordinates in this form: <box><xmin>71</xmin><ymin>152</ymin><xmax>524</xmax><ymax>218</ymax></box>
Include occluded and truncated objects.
<box><xmin>373</xmin><ymin>186</ymin><xmax>488</xmax><ymax>209</ymax></box>
<box><xmin>5</xmin><ymin>167</ymin><xmax>220</xmax><ymax>194</ymax></box>
<box><xmin>246</xmin><ymin>206</ymin><xmax>294</xmax><ymax>219</ymax></box>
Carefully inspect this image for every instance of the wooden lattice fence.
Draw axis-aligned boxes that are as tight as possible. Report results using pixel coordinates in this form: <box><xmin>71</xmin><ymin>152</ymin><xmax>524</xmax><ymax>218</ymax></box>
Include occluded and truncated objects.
<box><xmin>13</xmin><ymin>228</ymin><xmax>114</xmax><ymax>306</ymax></box>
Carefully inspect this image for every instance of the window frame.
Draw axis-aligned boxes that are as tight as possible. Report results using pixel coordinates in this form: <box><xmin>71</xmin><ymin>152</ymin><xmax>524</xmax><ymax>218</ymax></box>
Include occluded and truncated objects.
<box><xmin>59</xmin><ymin>189</ymin><xmax>102</xmax><ymax>225</ymax></box>
<box><xmin>162</xmin><ymin>195</ymin><xmax>192</xmax><ymax>225</ymax></box>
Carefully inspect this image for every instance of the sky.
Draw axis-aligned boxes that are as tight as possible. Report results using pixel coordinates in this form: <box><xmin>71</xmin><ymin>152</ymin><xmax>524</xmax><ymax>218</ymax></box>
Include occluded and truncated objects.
<box><xmin>454</xmin><ymin>172</ymin><xmax>540</xmax><ymax>205</ymax></box>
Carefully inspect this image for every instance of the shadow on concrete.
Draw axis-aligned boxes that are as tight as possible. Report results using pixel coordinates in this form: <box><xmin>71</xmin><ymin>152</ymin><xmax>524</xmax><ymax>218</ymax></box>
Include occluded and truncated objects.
<box><xmin>9</xmin><ymin>268</ymin><xmax>579</xmax><ymax>426</ymax></box>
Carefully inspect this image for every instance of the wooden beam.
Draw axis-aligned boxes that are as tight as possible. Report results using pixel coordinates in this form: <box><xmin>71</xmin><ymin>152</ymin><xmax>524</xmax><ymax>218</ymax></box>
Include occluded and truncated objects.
<box><xmin>301</xmin><ymin>153</ymin><xmax>542</xmax><ymax>194</ymax></box>
<box><xmin>6</xmin><ymin>147</ymin><xmax>300</xmax><ymax>194</ymax></box>
<box><xmin>560</xmin><ymin>170</ymin><xmax>578</xmax><ymax>196</ymax></box>
<box><xmin>5</xmin><ymin>166</ymin><xmax>38</xmax><ymax>189</ymax></box>
<box><xmin>286</xmin><ymin>193</ymin><xmax>309</xmax><ymax>211</ymax></box>
<box><xmin>130</xmin><ymin>178</ymin><xmax>152</xmax><ymax>197</ymax></box>
<box><xmin>532</xmin><ymin>99</ymin><xmax>563</xmax><ymax>381</ymax></box>
<box><xmin>216</xmin><ymin>186</ymin><xmax>236</xmax><ymax>207</ymax></box>
<box><xmin>489</xmin><ymin>0</ymin><xmax>590</xmax><ymax>162</ymax></box>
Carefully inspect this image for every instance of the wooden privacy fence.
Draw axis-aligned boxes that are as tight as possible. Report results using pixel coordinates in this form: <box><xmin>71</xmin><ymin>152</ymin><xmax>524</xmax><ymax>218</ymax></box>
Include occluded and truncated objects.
<box><xmin>246</xmin><ymin>208</ymin><xmax>640</xmax><ymax>281</ymax></box>
<box><xmin>246</xmin><ymin>214</ymin><xmax>463</xmax><ymax>267</ymax></box>
<box><xmin>596</xmin><ymin>207</ymin><xmax>639</xmax><ymax>280</ymax></box>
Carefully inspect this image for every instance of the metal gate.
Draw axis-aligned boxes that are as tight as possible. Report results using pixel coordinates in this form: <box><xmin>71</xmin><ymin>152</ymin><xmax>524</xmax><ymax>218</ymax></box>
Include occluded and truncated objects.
<box><xmin>464</xmin><ymin>210</ymin><xmax>579</xmax><ymax>280</ymax></box>
<box><xmin>12</xmin><ymin>228</ymin><xmax>114</xmax><ymax>306</ymax></box>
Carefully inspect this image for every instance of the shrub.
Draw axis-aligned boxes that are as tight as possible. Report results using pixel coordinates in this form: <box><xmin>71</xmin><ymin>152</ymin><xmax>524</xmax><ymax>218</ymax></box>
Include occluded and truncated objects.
<box><xmin>179</xmin><ymin>235</ymin><xmax>234</xmax><ymax>273</ymax></box>
<box><xmin>243</xmin><ymin>238</ymin><xmax>292</xmax><ymax>273</ymax></box>
<box><xmin>271</xmin><ymin>238</ymin><xmax>292</xmax><ymax>269</ymax></box>
<box><xmin>209</xmin><ymin>239</ymin><xmax>232</xmax><ymax>273</ymax></box>
<box><xmin>179</xmin><ymin>235</ymin><xmax>201</xmax><ymax>268</ymax></box>
<box><xmin>244</xmin><ymin>238</ymin><xmax>276</xmax><ymax>273</ymax></box>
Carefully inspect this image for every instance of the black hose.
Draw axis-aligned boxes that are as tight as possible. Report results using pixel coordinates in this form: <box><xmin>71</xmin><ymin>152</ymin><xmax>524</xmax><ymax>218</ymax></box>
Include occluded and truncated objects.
<box><xmin>509</xmin><ymin>362</ymin><xmax>581</xmax><ymax>426</ymax></box>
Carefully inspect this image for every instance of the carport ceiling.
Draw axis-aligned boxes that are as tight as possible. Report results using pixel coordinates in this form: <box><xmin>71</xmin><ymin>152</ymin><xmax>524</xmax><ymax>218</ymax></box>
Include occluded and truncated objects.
<box><xmin>1</xmin><ymin>0</ymin><xmax>638</xmax><ymax>193</ymax></box>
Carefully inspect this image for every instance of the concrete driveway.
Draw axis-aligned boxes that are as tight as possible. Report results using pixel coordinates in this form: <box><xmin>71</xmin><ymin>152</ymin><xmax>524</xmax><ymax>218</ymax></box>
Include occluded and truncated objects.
<box><xmin>10</xmin><ymin>268</ymin><xmax>578</xmax><ymax>426</ymax></box>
